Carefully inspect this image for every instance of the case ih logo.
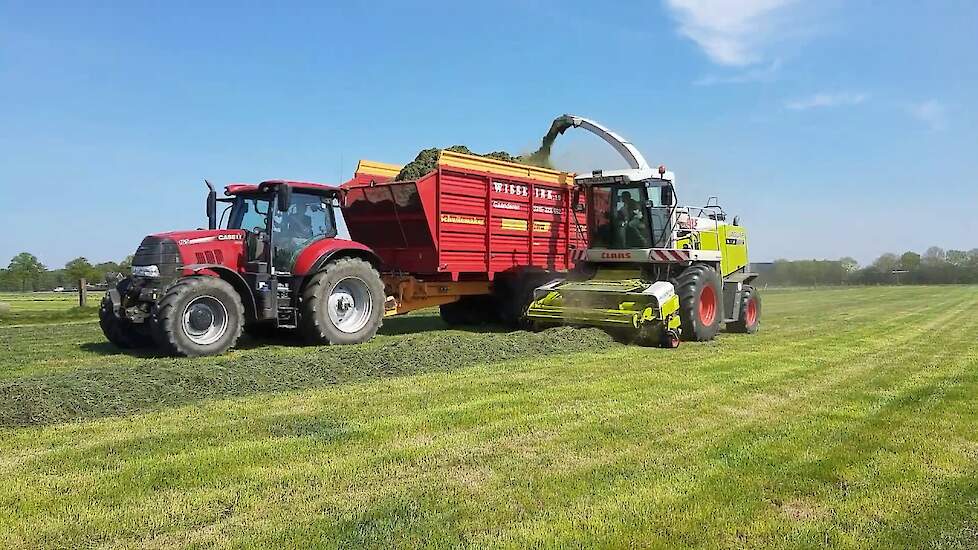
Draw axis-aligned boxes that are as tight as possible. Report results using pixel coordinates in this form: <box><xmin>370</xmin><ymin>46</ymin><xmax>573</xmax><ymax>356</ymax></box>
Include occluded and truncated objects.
<box><xmin>217</xmin><ymin>234</ymin><xmax>243</xmax><ymax>241</ymax></box>
<box><xmin>600</xmin><ymin>251</ymin><xmax>632</xmax><ymax>259</ymax></box>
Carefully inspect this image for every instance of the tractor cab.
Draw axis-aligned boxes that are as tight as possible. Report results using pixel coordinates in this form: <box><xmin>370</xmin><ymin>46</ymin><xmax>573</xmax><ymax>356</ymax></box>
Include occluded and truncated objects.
<box><xmin>211</xmin><ymin>181</ymin><xmax>342</xmax><ymax>273</ymax></box>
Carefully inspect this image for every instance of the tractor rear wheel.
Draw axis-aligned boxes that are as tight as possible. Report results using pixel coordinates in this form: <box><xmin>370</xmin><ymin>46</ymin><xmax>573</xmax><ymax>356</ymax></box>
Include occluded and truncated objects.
<box><xmin>674</xmin><ymin>264</ymin><xmax>722</xmax><ymax>341</ymax></box>
<box><xmin>98</xmin><ymin>291</ymin><xmax>153</xmax><ymax>349</ymax></box>
<box><xmin>727</xmin><ymin>285</ymin><xmax>761</xmax><ymax>334</ymax></box>
<box><xmin>151</xmin><ymin>276</ymin><xmax>245</xmax><ymax>357</ymax></box>
<box><xmin>299</xmin><ymin>257</ymin><xmax>385</xmax><ymax>345</ymax></box>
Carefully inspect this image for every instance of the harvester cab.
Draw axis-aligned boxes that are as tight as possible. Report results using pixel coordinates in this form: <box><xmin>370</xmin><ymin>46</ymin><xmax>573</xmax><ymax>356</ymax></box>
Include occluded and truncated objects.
<box><xmin>525</xmin><ymin>115</ymin><xmax>761</xmax><ymax>347</ymax></box>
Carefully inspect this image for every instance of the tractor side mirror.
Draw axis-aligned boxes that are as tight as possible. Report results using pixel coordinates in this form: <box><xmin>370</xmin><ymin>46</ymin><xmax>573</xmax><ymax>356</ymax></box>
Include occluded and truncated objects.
<box><xmin>276</xmin><ymin>184</ymin><xmax>292</xmax><ymax>212</ymax></box>
<box><xmin>662</xmin><ymin>185</ymin><xmax>674</xmax><ymax>206</ymax></box>
<box><xmin>205</xmin><ymin>179</ymin><xmax>217</xmax><ymax>230</ymax></box>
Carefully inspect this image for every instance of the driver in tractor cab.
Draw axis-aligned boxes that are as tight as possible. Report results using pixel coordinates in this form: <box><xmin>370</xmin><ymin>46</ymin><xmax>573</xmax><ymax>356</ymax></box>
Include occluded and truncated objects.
<box><xmin>274</xmin><ymin>194</ymin><xmax>328</xmax><ymax>271</ymax></box>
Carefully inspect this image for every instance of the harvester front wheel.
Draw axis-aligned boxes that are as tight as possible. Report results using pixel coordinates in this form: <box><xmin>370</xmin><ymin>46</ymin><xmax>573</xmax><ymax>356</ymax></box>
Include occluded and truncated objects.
<box><xmin>151</xmin><ymin>276</ymin><xmax>245</xmax><ymax>357</ymax></box>
<box><xmin>300</xmin><ymin>257</ymin><xmax>385</xmax><ymax>345</ymax></box>
<box><xmin>674</xmin><ymin>264</ymin><xmax>722</xmax><ymax>341</ymax></box>
<box><xmin>727</xmin><ymin>285</ymin><xmax>761</xmax><ymax>334</ymax></box>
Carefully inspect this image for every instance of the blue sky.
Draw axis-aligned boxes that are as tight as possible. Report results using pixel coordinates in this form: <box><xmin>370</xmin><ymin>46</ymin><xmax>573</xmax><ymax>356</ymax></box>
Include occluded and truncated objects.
<box><xmin>2</xmin><ymin>0</ymin><xmax>976</xmax><ymax>268</ymax></box>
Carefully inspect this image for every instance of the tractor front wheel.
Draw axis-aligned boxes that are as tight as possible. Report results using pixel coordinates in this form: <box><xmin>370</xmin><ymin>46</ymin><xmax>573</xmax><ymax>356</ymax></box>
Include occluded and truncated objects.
<box><xmin>727</xmin><ymin>285</ymin><xmax>761</xmax><ymax>334</ymax></box>
<box><xmin>98</xmin><ymin>291</ymin><xmax>153</xmax><ymax>349</ymax></box>
<box><xmin>151</xmin><ymin>276</ymin><xmax>245</xmax><ymax>357</ymax></box>
<box><xmin>299</xmin><ymin>258</ymin><xmax>385</xmax><ymax>345</ymax></box>
<box><xmin>674</xmin><ymin>264</ymin><xmax>722</xmax><ymax>341</ymax></box>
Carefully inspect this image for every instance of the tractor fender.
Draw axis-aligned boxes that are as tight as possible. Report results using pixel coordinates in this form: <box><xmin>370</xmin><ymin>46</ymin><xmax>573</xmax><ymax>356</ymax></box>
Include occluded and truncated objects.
<box><xmin>293</xmin><ymin>239</ymin><xmax>383</xmax><ymax>276</ymax></box>
<box><xmin>180</xmin><ymin>264</ymin><xmax>258</xmax><ymax>322</ymax></box>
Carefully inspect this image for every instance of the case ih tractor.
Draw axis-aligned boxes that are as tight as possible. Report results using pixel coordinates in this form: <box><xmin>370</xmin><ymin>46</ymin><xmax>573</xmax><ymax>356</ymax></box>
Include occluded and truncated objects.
<box><xmin>100</xmin><ymin>180</ymin><xmax>388</xmax><ymax>356</ymax></box>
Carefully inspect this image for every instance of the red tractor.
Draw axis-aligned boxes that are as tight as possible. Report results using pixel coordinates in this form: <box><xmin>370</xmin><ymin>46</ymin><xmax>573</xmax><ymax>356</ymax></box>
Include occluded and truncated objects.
<box><xmin>100</xmin><ymin>180</ymin><xmax>386</xmax><ymax>356</ymax></box>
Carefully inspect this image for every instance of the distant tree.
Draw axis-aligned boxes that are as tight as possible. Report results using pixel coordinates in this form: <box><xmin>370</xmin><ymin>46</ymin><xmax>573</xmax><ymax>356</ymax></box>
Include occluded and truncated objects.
<box><xmin>945</xmin><ymin>250</ymin><xmax>968</xmax><ymax>267</ymax></box>
<box><xmin>900</xmin><ymin>251</ymin><xmax>921</xmax><ymax>270</ymax></box>
<box><xmin>7</xmin><ymin>252</ymin><xmax>47</xmax><ymax>291</ymax></box>
<box><xmin>923</xmin><ymin>246</ymin><xmax>946</xmax><ymax>265</ymax></box>
<box><xmin>839</xmin><ymin>257</ymin><xmax>859</xmax><ymax>274</ymax></box>
<box><xmin>119</xmin><ymin>255</ymin><xmax>134</xmax><ymax>275</ymax></box>
<box><xmin>64</xmin><ymin>257</ymin><xmax>98</xmax><ymax>284</ymax></box>
<box><xmin>872</xmin><ymin>253</ymin><xmax>899</xmax><ymax>273</ymax></box>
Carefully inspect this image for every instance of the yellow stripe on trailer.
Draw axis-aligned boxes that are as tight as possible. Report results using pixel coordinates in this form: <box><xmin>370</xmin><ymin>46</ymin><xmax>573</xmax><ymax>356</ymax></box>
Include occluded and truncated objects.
<box><xmin>355</xmin><ymin>159</ymin><xmax>402</xmax><ymax>179</ymax></box>
<box><xmin>438</xmin><ymin>150</ymin><xmax>576</xmax><ymax>186</ymax></box>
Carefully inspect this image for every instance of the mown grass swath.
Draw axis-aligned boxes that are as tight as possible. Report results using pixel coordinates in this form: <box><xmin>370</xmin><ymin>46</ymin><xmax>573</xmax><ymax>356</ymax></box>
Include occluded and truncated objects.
<box><xmin>1</xmin><ymin>286</ymin><xmax>977</xmax><ymax>548</ymax></box>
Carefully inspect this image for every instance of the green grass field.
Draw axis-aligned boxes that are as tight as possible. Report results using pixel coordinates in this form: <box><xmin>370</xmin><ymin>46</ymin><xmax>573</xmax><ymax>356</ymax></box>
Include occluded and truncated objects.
<box><xmin>0</xmin><ymin>291</ymin><xmax>95</xmax><ymax>326</ymax></box>
<box><xmin>1</xmin><ymin>286</ymin><xmax>977</xmax><ymax>548</ymax></box>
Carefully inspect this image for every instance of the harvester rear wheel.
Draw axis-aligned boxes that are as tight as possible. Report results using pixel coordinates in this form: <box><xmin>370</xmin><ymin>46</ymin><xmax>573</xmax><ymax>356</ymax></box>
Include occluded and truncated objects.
<box><xmin>674</xmin><ymin>264</ymin><xmax>722</xmax><ymax>341</ymax></box>
<box><xmin>151</xmin><ymin>276</ymin><xmax>245</xmax><ymax>357</ymax></box>
<box><xmin>727</xmin><ymin>285</ymin><xmax>761</xmax><ymax>334</ymax></box>
<box><xmin>300</xmin><ymin>257</ymin><xmax>385</xmax><ymax>345</ymax></box>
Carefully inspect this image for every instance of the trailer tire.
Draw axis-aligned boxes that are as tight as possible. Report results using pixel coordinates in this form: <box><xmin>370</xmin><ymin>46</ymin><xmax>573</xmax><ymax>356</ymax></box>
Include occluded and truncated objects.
<box><xmin>674</xmin><ymin>264</ymin><xmax>722</xmax><ymax>341</ymax></box>
<box><xmin>727</xmin><ymin>285</ymin><xmax>761</xmax><ymax>334</ymax></box>
<box><xmin>300</xmin><ymin>257</ymin><xmax>385</xmax><ymax>345</ymax></box>
<box><xmin>151</xmin><ymin>276</ymin><xmax>244</xmax><ymax>357</ymax></box>
<box><xmin>98</xmin><ymin>292</ymin><xmax>153</xmax><ymax>349</ymax></box>
<box><xmin>495</xmin><ymin>272</ymin><xmax>551</xmax><ymax>328</ymax></box>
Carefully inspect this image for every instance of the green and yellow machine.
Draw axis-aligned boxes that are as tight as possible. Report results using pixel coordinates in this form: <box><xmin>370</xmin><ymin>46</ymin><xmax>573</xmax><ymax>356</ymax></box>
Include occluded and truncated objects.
<box><xmin>526</xmin><ymin>115</ymin><xmax>761</xmax><ymax>347</ymax></box>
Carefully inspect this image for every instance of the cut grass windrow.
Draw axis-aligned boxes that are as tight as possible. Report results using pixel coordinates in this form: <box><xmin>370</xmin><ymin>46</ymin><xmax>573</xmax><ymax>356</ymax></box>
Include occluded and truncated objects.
<box><xmin>0</xmin><ymin>327</ymin><xmax>619</xmax><ymax>428</ymax></box>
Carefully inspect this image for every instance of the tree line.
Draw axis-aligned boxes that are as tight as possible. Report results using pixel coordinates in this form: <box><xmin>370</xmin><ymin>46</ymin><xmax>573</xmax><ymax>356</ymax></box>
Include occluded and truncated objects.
<box><xmin>0</xmin><ymin>252</ymin><xmax>133</xmax><ymax>292</ymax></box>
<box><xmin>758</xmin><ymin>247</ymin><xmax>978</xmax><ymax>286</ymax></box>
<box><xmin>3</xmin><ymin>245</ymin><xmax>977</xmax><ymax>292</ymax></box>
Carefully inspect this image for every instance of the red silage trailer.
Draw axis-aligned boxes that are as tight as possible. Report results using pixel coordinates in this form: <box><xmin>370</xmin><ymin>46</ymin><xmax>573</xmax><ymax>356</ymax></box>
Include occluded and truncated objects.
<box><xmin>341</xmin><ymin>150</ymin><xmax>587</xmax><ymax>324</ymax></box>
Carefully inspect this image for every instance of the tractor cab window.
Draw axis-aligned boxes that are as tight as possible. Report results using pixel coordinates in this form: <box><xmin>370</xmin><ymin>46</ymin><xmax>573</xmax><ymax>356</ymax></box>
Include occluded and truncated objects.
<box><xmin>229</xmin><ymin>198</ymin><xmax>271</xmax><ymax>233</ymax></box>
<box><xmin>271</xmin><ymin>192</ymin><xmax>337</xmax><ymax>271</ymax></box>
<box><xmin>589</xmin><ymin>185</ymin><xmax>652</xmax><ymax>249</ymax></box>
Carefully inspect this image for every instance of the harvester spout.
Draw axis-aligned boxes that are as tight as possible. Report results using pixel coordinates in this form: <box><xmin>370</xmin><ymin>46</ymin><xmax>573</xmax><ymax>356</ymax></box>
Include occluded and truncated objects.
<box><xmin>540</xmin><ymin>114</ymin><xmax>660</xmax><ymax>182</ymax></box>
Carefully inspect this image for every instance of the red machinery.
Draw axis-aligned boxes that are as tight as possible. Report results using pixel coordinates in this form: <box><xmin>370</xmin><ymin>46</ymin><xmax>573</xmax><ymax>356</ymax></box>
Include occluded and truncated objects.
<box><xmin>99</xmin><ymin>151</ymin><xmax>587</xmax><ymax>356</ymax></box>
<box><xmin>342</xmin><ymin>151</ymin><xmax>586</xmax><ymax>320</ymax></box>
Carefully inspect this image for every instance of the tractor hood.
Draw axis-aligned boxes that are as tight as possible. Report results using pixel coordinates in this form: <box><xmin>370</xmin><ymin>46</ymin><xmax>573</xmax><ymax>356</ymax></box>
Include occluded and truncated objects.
<box><xmin>132</xmin><ymin>229</ymin><xmax>247</xmax><ymax>278</ymax></box>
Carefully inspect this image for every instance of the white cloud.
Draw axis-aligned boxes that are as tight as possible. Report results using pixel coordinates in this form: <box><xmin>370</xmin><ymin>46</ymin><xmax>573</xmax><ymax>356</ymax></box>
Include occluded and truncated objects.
<box><xmin>906</xmin><ymin>100</ymin><xmax>947</xmax><ymax>131</ymax></box>
<box><xmin>664</xmin><ymin>0</ymin><xmax>794</xmax><ymax>66</ymax></box>
<box><xmin>785</xmin><ymin>92</ymin><xmax>869</xmax><ymax>110</ymax></box>
<box><xmin>694</xmin><ymin>59</ymin><xmax>782</xmax><ymax>86</ymax></box>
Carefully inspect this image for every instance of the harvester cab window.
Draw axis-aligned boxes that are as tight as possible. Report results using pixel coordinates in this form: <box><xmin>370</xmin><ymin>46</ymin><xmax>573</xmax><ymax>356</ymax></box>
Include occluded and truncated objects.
<box><xmin>590</xmin><ymin>185</ymin><xmax>652</xmax><ymax>249</ymax></box>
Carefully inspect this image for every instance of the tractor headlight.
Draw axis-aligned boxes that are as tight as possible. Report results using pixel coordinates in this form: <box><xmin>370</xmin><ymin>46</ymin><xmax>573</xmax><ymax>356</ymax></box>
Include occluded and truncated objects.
<box><xmin>132</xmin><ymin>265</ymin><xmax>161</xmax><ymax>278</ymax></box>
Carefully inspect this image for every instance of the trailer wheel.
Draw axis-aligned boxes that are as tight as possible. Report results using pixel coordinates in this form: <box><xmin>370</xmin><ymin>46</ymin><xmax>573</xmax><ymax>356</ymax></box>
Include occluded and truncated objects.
<box><xmin>674</xmin><ymin>264</ymin><xmax>722</xmax><ymax>341</ymax></box>
<box><xmin>300</xmin><ymin>257</ymin><xmax>385</xmax><ymax>345</ymax></box>
<box><xmin>98</xmin><ymin>291</ymin><xmax>153</xmax><ymax>349</ymax></box>
<box><xmin>727</xmin><ymin>285</ymin><xmax>761</xmax><ymax>334</ymax></box>
<box><xmin>151</xmin><ymin>276</ymin><xmax>245</xmax><ymax>357</ymax></box>
<box><xmin>441</xmin><ymin>296</ymin><xmax>497</xmax><ymax>326</ymax></box>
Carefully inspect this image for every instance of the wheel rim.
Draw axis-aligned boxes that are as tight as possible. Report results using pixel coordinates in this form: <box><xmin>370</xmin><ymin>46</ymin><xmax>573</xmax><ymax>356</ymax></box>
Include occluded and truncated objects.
<box><xmin>182</xmin><ymin>295</ymin><xmax>229</xmax><ymax>345</ymax></box>
<box><xmin>745</xmin><ymin>297</ymin><xmax>758</xmax><ymax>325</ymax></box>
<box><xmin>327</xmin><ymin>277</ymin><xmax>373</xmax><ymax>334</ymax></box>
<box><xmin>698</xmin><ymin>285</ymin><xmax>717</xmax><ymax>326</ymax></box>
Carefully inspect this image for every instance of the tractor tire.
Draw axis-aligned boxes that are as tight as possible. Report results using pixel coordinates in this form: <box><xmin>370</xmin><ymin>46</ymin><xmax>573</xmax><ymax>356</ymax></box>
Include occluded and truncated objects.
<box><xmin>727</xmin><ymin>285</ymin><xmax>761</xmax><ymax>334</ymax></box>
<box><xmin>151</xmin><ymin>276</ymin><xmax>245</xmax><ymax>357</ymax></box>
<box><xmin>98</xmin><ymin>292</ymin><xmax>153</xmax><ymax>349</ymax></box>
<box><xmin>674</xmin><ymin>264</ymin><xmax>722</xmax><ymax>341</ymax></box>
<box><xmin>299</xmin><ymin>257</ymin><xmax>385</xmax><ymax>345</ymax></box>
